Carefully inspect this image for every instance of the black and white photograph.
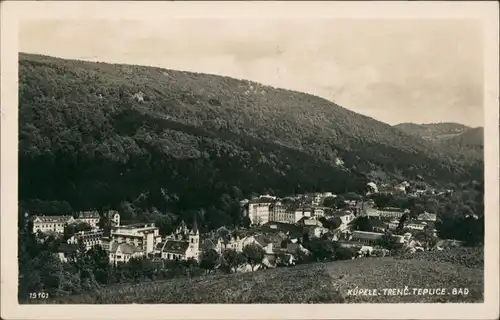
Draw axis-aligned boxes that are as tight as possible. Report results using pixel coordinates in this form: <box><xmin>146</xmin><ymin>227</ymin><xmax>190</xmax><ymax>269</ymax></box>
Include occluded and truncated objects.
<box><xmin>1</xmin><ymin>1</ymin><xmax>499</xmax><ymax>319</ymax></box>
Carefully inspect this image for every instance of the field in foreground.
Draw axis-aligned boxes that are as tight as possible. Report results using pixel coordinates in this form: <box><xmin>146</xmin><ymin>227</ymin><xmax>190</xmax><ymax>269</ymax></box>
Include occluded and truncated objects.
<box><xmin>36</xmin><ymin>257</ymin><xmax>483</xmax><ymax>304</ymax></box>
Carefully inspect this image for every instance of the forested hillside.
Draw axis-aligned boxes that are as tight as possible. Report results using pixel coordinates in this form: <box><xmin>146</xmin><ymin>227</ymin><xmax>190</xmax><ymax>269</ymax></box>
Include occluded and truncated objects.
<box><xmin>394</xmin><ymin>122</ymin><xmax>471</xmax><ymax>141</ymax></box>
<box><xmin>443</xmin><ymin>127</ymin><xmax>484</xmax><ymax>148</ymax></box>
<box><xmin>394</xmin><ymin>123</ymin><xmax>484</xmax><ymax>163</ymax></box>
<box><xmin>18</xmin><ymin>53</ymin><xmax>483</xmax><ymax>228</ymax></box>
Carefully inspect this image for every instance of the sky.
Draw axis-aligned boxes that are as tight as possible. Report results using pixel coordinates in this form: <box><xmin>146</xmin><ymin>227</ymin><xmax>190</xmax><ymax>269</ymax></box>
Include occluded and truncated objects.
<box><xmin>19</xmin><ymin>19</ymin><xmax>484</xmax><ymax>127</ymax></box>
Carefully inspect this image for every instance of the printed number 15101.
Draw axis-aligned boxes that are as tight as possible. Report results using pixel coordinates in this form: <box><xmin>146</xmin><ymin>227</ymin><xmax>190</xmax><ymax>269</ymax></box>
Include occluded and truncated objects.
<box><xmin>29</xmin><ymin>292</ymin><xmax>49</xmax><ymax>299</ymax></box>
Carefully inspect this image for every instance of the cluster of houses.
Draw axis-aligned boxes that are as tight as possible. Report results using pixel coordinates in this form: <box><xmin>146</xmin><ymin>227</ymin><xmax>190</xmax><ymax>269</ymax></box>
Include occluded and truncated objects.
<box><xmin>241</xmin><ymin>192</ymin><xmax>369</xmax><ymax>227</ymax></box>
<box><xmin>31</xmin><ymin>211</ymin><xmax>201</xmax><ymax>265</ymax></box>
<box><xmin>31</xmin><ymin>210</ymin><xmax>119</xmax><ymax>234</ymax></box>
<box><xmin>28</xmin><ymin>186</ymin><xmax>442</xmax><ymax>272</ymax></box>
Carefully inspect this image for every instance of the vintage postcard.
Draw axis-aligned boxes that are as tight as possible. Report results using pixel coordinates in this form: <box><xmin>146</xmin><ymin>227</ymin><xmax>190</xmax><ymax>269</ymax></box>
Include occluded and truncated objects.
<box><xmin>1</xmin><ymin>1</ymin><xmax>499</xmax><ymax>319</ymax></box>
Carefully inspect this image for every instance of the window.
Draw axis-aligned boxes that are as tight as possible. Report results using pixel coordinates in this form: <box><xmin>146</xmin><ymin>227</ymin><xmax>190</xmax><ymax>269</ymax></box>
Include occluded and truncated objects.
<box><xmin>167</xmin><ymin>253</ymin><xmax>171</xmax><ymax>259</ymax></box>
<box><xmin>116</xmin><ymin>255</ymin><xmax>122</xmax><ymax>259</ymax></box>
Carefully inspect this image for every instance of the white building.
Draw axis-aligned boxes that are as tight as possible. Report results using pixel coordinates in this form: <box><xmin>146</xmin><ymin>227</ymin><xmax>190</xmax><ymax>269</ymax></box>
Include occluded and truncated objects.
<box><xmin>269</xmin><ymin>202</ymin><xmax>287</xmax><ymax>223</ymax></box>
<box><xmin>405</xmin><ymin>222</ymin><xmax>427</xmax><ymax>231</ymax></box>
<box><xmin>32</xmin><ymin>215</ymin><xmax>75</xmax><ymax>234</ymax></box>
<box><xmin>106</xmin><ymin>210</ymin><xmax>121</xmax><ymax>226</ymax></box>
<box><xmin>247</xmin><ymin>200</ymin><xmax>272</xmax><ymax>225</ymax></box>
<box><xmin>159</xmin><ymin>220</ymin><xmax>200</xmax><ymax>261</ymax></box>
<box><xmin>364</xmin><ymin>207</ymin><xmax>406</xmax><ymax>219</ymax></box>
<box><xmin>75</xmin><ymin>211</ymin><xmax>100</xmax><ymax>228</ymax></box>
<box><xmin>110</xmin><ymin>222</ymin><xmax>162</xmax><ymax>254</ymax></box>
<box><xmin>313</xmin><ymin>207</ymin><xmax>325</xmax><ymax>217</ymax></box>
<box><xmin>416</xmin><ymin>212</ymin><xmax>437</xmax><ymax>222</ymax></box>
<box><xmin>67</xmin><ymin>229</ymin><xmax>104</xmax><ymax>250</ymax></box>
<box><xmin>109</xmin><ymin>242</ymin><xmax>144</xmax><ymax>264</ymax></box>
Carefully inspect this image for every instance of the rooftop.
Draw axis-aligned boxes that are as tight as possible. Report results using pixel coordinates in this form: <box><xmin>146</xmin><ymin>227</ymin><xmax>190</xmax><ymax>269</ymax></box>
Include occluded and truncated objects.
<box><xmin>162</xmin><ymin>240</ymin><xmax>190</xmax><ymax>254</ymax></box>
<box><xmin>352</xmin><ymin>230</ymin><xmax>384</xmax><ymax>241</ymax></box>
<box><xmin>32</xmin><ymin>215</ymin><xmax>73</xmax><ymax>223</ymax></box>
<box><xmin>58</xmin><ymin>243</ymin><xmax>79</xmax><ymax>253</ymax></box>
<box><xmin>77</xmin><ymin>211</ymin><xmax>100</xmax><ymax>219</ymax></box>
<box><xmin>417</xmin><ymin>212</ymin><xmax>437</xmax><ymax>222</ymax></box>
<box><xmin>110</xmin><ymin>242</ymin><xmax>142</xmax><ymax>255</ymax></box>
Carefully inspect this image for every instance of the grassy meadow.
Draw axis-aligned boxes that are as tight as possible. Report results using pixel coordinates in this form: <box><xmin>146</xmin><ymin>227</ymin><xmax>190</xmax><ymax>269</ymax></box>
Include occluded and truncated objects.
<box><xmin>34</xmin><ymin>254</ymin><xmax>483</xmax><ymax>304</ymax></box>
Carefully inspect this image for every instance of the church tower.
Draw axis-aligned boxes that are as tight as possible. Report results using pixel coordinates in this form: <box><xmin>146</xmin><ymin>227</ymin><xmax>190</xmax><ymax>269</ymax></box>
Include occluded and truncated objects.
<box><xmin>188</xmin><ymin>219</ymin><xmax>200</xmax><ymax>260</ymax></box>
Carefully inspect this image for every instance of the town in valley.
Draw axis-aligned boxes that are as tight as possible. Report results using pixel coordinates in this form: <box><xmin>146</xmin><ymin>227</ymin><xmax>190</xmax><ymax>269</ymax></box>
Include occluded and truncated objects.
<box><xmin>24</xmin><ymin>178</ymin><xmax>479</xmax><ymax>278</ymax></box>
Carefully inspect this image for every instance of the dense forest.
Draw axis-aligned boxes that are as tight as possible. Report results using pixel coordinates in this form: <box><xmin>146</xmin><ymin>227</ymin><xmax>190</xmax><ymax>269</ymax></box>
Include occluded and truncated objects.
<box><xmin>393</xmin><ymin>122</ymin><xmax>473</xmax><ymax>141</ymax></box>
<box><xmin>18</xmin><ymin>53</ymin><xmax>484</xmax><ymax>228</ymax></box>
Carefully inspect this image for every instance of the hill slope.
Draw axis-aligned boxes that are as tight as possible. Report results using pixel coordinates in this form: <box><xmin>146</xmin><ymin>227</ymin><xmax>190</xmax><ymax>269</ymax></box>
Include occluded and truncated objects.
<box><xmin>18</xmin><ymin>53</ymin><xmax>482</xmax><ymax>223</ymax></box>
<box><xmin>444</xmin><ymin>127</ymin><xmax>484</xmax><ymax>148</ymax></box>
<box><xmin>393</xmin><ymin>122</ymin><xmax>471</xmax><ymax>142</ymax></box>
<box><xmin>31</xmin><ymin>257</ymin><xmax>483</xmax><ymax>304</ymax></box>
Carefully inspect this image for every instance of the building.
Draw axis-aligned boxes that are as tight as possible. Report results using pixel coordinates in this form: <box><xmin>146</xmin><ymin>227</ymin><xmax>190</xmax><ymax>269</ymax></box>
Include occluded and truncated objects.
<box><xmin>350</xmin><ymin>230</ymin><xmax>405</xmax><ymax>245</ymax></box>
<box><xmin>213</xmin><ymin>234</ymin><xmax>243</xmax><ymax>254</ymax></box>
<box><xmin>240</xmin><ymin>234</ymin><xmax>274</xmax><ymax>254</ymax></box>
<box><xmin>246</xmin><ymin>199</ymin><xmax>273</xmax><ymax>225</ymax></box>
<box><xmin>350</xmin><ymin>231</ymin><xmax>384</xmax><ymax>245</ymax></box>
<box><xmin>101</xmin><ymin>236</ymin><xmax>111</xmax><ymax>251</ymax></box>
<box><xmin>161</xmin><ymin>241</ymin><xmax>191</xmax><ymax>260</ymax></box>
<box><xmin>416</xmin><ymin>212</ymin><xmax>437</xmax><ymax>222</ymax></box>
<box><xmin>292</xmin><ymin>207</ymin><xmax>313</xmax><ymax>223</ymax></box>
<box><xmin>313</xmin><ymin>207</ymin><xmax>325</xmax><ymax>217</ymax></box>
<box><xmin>404</xmin><ymin>222</ymin><xmax>427</xmax><ymax>231</ymax></box>
<box><xmin>353</xmin><ymin>201</ymin><xmax>372</xmax><ymax>216</ymax></box>
<box><xmin>106</xmin><ymin>210</ymin><xmax>121</xmax><ymax>226</ymax></box>
<box><xmin>57</xmin><ymin>243</ymin><xmax>79</xmax><ymax>262</ymax></box>
<box><xmin>31</xmin><ymin>215</ymin><xmax>75</xmax><ymax>234</ymax></box>
<box><xmin>109</xmin><ymin>242</ymin><xmax>144</xmax><ymax>264</ymax></box>
<box><xmin>269</xmin><ymin>202</ymin><xmax>287</xmax><ymax>223</ymax></box>
<box><xmin>75</xmin><ymin>211</ymin><xmax>100</xmax><ymax>228</ymax></box>
<box><xmin>386</xmin><ymin>219</ymin><xmax>400</xmax><ymax>230</ymax></box>
<box><xmin>159</xmin><ymin>220</ymin><xmax>200</xmax><ymax>261</ymax></box>
<box><xmin>332</xmin><ymin>210</ymin><xmax>355</xmax><ymax>225</ymax></box>
<box><xmin>67</xmin><ymin>229</ymin><xmax>104</xmax><ymax>250</ymax></box>
<box><xmin>110</xmin><ymin>222</ymin><xmax>162</xmax><ymax>254</ymax></box>
<box><xmin>368</xmin><ymin>207</ymin><xmax>407</xmax><ymax>219</ymax></box>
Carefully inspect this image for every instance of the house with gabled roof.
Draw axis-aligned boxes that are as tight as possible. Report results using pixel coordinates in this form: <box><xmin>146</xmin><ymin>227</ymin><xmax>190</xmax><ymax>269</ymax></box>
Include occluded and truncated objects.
<box><xmin>160</xmin><ymin>219</ymin><xmax>200</xmax><ymax>261</ymax></box>
<box><xmin>161</xmin><ymin>241</ymin><xmax>191</xmax><ymax>260</ymax></box>
<box><xmin>416</xmin><ymin>212</ymin><xmax>437</xmax><ymax>222</ymax></box>
<box><xmin>109</xmin><ymin>242</ymin><xmax>144</xmax><ymax>264</ymax></box>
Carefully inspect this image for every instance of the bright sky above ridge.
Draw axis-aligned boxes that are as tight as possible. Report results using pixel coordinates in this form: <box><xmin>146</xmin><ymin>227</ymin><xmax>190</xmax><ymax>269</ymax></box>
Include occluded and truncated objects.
<box><xmin>19</xmin><ymin>19</ymin><xmax>484</xmax><ymax>127</ymax></box>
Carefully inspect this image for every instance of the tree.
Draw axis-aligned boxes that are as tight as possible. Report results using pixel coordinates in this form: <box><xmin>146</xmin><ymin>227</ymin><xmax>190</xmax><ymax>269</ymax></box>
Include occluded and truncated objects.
<box><xmin>98</xmin><ymin>216</ymin><xmax>112</xmax><ymax>234</ymax></box>
<box><xmin>242</xmin><ymin>216</ymin><xmax>251</xmax><ymax>228</ymax></box>
<box><xmin>425</xmin><ymin>198</ymin><xmax>439</xmax><ymax>214</ymax></box>
<box><xmin>216</xmin><ymin>226</ymin><xmax>231</xmax><ymax>243</ymax></box>
<box><xmin>410</xmin><ymin>204</ymin><xmax>425</xmax><ymax>218</ymax></box>
<box><xmin>352</xmin><ymin>216</ymin><xmax>371</xmax><ymax>232</ymax></box>
<box><xmin>376</xmin><ymin>232</ymin><xmax>399</xmax><ymax>251</ymax></box>
<box><xmin>396</xmin><ymin>213</ymin><xmax>408</xmax><ymax>231</ymax></box>
<box><xmin>324</xmin><ymin>196</ymin><xmax>346</xmax><ymax>209</ymax></box>
<box><xmin>303</xmin><ymin>238</ymin><xmax>336</xmax><ymax>262</ymax></box>
<box><xmin>343</xmin><ymin>192</ymin><xmax>362</xmax><ymax>201</ymax></box>
<box><xmin>199</xmin><ymin>249</ymin><xmax>219</xmax><ymax>274</ymax></box>
<box><xmin>84</xmin><ymin>246</ymin><xmax>111</xmax><ymax>284</ymax></box>
<box><xmin>221</xmin><ymin>249</ymin><xmax>246</xmax><ymax>273</ymax></box>
<box><xmin>335</xmin><ymin>247</ymin><xmax>356</xmax><ymax>260</ymax></box>
<box><xmin>372</xmin><ymin>193</ymin><xmax>393</xmax><ymax>208</ymax></box>
<box><xmin>242</xmin><ymin>243</ymin><xmax>265</xmax><ymax>271</ymax></box>
<box><xmin>64</xmin><ymin>221</ymin><xmax>92</xmax><ymax>240</ymax></box>
<box><xmin>119</xmin><ymin>201</ymin><xmax>136</xmax><ymax>222</ymax></box>
<box><xmin>155</xmin><ymin>213</ymin><xmax>175</xmax><ymax>236</ymax></box>
<box><xmin>414</xmin><ymin>227</ymin><xmax>438</xmax><ymax>249</ymax></box>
